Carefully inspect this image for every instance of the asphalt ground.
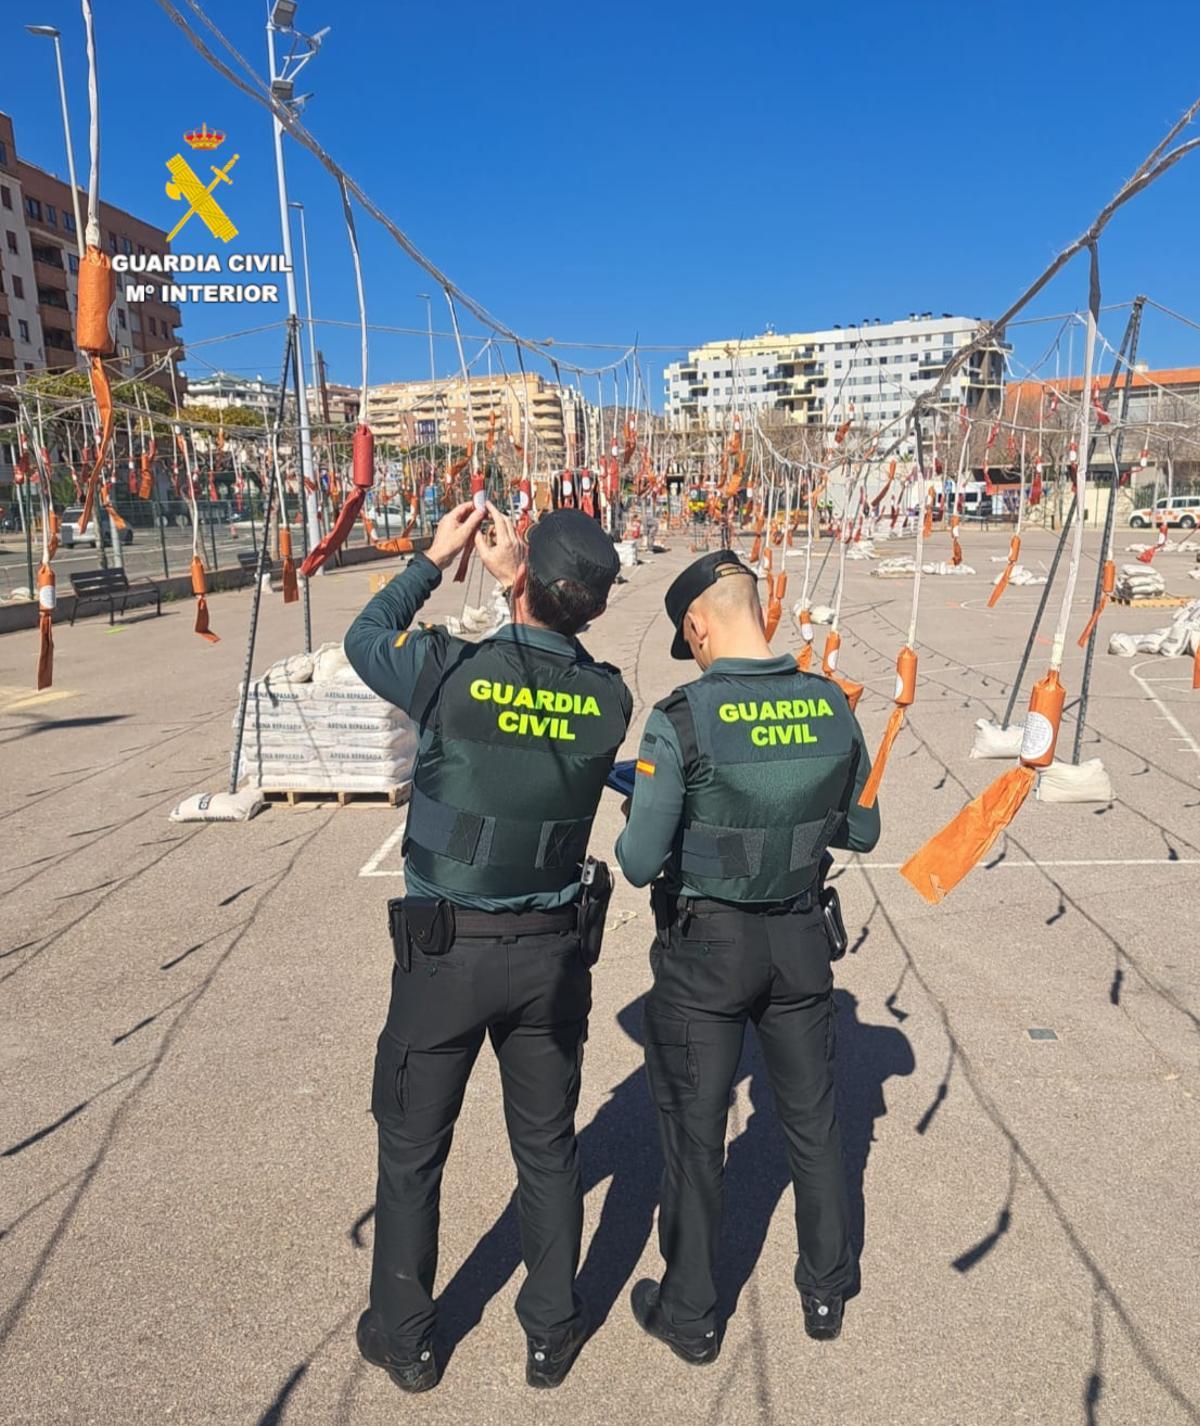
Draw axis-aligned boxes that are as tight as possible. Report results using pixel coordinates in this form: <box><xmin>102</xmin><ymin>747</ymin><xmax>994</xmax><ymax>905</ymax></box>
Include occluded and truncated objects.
<box><xmin>1</xmin><ymin>527</ymin><xmax>1198</xmax><ymax>1426</ymax></box>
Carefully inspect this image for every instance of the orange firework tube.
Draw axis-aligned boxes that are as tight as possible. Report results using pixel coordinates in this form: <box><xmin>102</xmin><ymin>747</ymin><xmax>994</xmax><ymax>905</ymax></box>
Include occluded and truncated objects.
<box><xmin>822</xmin><ymin>628</ymin><xmax>841</xmax><ymax>674</ymax></box>
<box><xmin>1077</xmin><ymin>560</ymin><xmax>1115</xmax><ymax>648</ymax></box>
<box><xmin>300</xmin><ymin>424</ymin><xmax>374</xmax><ymax>576</ymax></box>
<box><xmin>988</xmin><ymin>535</ymin><xmax>1021</xmax><ymax>608</ymax></box>
<box><xmin>454</xmin><ymin>469</ymin><xmax>486</xmax><ymax>583</ymax></box>
<box><xmin>858</xmin><ymin>646</ymin><xmax>917</xmax><ymax>809</ymax></box>
<box><xmin>36</xmin><ymin>564</ymin><xmax>55</xmax><ymax>690</ymax></box>
<box><xmin>279</xmin><ymin>525</ymin><xmax>299</xmax><ymax>604</ymax></box>
<box><xmin>191</xmin><ymin>556</ymin><xmax>219</xmax><ymax>643</ymax></box>
<box><xmin>75</xmin><ymin>246</ymin><xmax>116</xmax><ymax>354</ymax></box>
<box><xmin>901</xmin><ymin>670</ymin><xmax>1063</xmax><ymax>903</ymax></box>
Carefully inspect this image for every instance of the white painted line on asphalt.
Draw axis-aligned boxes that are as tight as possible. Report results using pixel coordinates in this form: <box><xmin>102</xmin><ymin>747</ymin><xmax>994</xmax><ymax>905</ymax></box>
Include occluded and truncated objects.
<box><xmin>1129</xmin><ymin>658</ymin><xmax>1200</xmax><ymax>763</ymax></box>
<box><xmin>838</xmin><ymin>859</ymin><xmax>1200</xmax><ymax>870</ymax></box>
<box><xmin>359</xmin><ymin>817</ymin><xmax>407</xmax><ymax>878</ymax></box>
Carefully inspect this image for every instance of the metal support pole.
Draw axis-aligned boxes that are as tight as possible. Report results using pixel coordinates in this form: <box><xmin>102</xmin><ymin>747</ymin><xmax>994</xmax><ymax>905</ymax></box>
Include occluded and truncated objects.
<box><xmin>288</xmin><ymin>316</ymin><xmax>313</xmax><ymax>653</ymax></box>
<box><xmin>228</xmin><ymin>427</ymin><xmax>281</xmax><ymax>795</ymax></box>
<box><xmin>1072</xmin><ymin>297</ymin><xmax>1145</xmax><ymax>762</ymax></box>
<box><xmin>1001</xmin><ymin>498</ymin><xmax>1075</xmax><ymax>728</ymax></box>
<box><xmin>267</xmin><ymin>21</ymin><xmax>319</xmax><ymax>558</ymax></box>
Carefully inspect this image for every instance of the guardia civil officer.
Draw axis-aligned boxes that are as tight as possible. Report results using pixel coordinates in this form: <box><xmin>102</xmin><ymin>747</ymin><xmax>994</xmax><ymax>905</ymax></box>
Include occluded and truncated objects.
<box><xmin>345</xmin><ymin>500</ymin><xmax>631</xmax><ymax>1392</ymax></box>
<box><xmin>615</xmin><ymin>549</ymin><xmax>879</xmax><ymax>1361</ymax></box>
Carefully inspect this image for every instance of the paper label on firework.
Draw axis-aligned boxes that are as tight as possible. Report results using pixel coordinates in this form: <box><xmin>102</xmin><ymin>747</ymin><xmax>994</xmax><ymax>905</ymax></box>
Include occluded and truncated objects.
<box><xmin>801</xmin><ymin>622</ymin><xmax>813</xmax><ymax>642</ymax></box>
<box><xmin>826</xmin><ymin>647</ymin><xmax>839</xmax><ymax>671</ymax></box>
<box><xmin>895</xmin><ymin>674</ymin><xmax>906</xmax><ymax>700</ymax></box>
<box><xmin>473</xmin><ymin>489</ymin><xmax>486</xmax><ymax>511</ymax></box>
<box><xmin>562</xmin><ymin>479</ymin><xmax>574</xmax><ymax>496</ymax></box>
<box><xmin>39</xmin><ymin>583</ymin><xmax>56</xmax><ymax>610</ymax></box>
<box><xmin>1020</xmin><ymin>711</ymin><xmax>1055</xmax><ymax>762</ymax></box>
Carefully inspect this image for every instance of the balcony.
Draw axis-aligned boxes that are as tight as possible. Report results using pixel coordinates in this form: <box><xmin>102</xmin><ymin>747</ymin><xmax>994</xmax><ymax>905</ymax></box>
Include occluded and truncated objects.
<box><xmin>33</xmin><ymin>258</ymin><xmax>67</xmax><ymax>291</ymax></box>
<box><xmin>43</xmin><ymin>326</ymin><xmax>74</xmax><ymax>353</ymax></box>
<box><xmin>38</xmin><ymin>287</ymin><xmax>69</xmax><ymax>312</ymax></box>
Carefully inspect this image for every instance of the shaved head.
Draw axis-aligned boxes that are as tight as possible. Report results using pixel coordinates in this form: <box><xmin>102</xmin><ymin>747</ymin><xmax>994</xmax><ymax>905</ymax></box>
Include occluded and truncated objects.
<box><xmin>693</xmin><ymin>568</ymin><xmax>759</xmax><ymax>620</ymax></box>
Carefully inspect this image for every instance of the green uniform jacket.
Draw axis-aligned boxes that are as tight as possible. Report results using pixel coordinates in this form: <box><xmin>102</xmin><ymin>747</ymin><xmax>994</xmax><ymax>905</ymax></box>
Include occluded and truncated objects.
<box><xmin>344</xmin><ymin>553</ymin><xmax>632</xmax><ymax>911</ymax></box>
<box><xmin>615</xmin><ymin>654</ymin><xmax>880</xmax><ymax>900</ymax></box>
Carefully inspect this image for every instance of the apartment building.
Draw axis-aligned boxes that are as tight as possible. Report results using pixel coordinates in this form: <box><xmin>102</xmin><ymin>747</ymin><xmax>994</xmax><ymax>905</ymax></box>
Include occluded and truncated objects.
<box><xmin>0</xmin><ymin>111</ymin><xmax>184</xmax><ymax>394</ymax></box>
<box><xmin>367</xmin><ymin>371</ymin><xmax>586</xmax><ymax>467</ymax></box>
<box><xmin>664</xmin><ymin>313</ymin><xmax>1008</xmax><ymax>431</ymax></box>
<box><xmin>185</xmin><ymin>369</ymin><xmax>281</xmax><ymax>418</ymax></box>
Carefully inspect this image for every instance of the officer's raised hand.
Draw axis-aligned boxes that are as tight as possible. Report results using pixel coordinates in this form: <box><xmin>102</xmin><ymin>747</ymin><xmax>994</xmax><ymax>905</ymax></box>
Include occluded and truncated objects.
<box><xmin>427</xmin><ymin>499</ymin><xmax>487</xmax><ymax>570</ymax></box>
<box><xmin>476</xmin><ymin>501</ymin><xmax>526</xmax><ymax>587</ymax></box>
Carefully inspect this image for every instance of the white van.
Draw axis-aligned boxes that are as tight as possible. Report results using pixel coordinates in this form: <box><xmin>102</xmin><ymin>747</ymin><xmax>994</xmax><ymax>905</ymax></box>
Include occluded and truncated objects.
<box><xmin>1130</xmin><ymin>495</ymin><xmax>1199</xmax><ymax>529</ymax></box>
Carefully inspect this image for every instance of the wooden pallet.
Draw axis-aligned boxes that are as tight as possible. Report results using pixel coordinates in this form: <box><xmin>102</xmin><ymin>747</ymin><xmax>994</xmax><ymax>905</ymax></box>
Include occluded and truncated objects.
<box><xmin>261</xmin><ymin>786</ymin><xmax>408</xmax><ymax>809</ymax></box>
<box><xmin>1112</xmin><ymin>594</ymin><xmax>1190</xmax><ymax>608</ymax></box>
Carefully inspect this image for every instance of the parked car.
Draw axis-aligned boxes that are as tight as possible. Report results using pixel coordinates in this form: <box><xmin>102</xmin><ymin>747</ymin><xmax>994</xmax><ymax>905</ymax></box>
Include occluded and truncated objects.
<box><xmin>59</xmin><ymin>506</ymin><xmax>134</xmax><ymax>547</ymax></box>
<box><xmin>1130</xmin><ymin>495</ymin><xmax>1200</xmax><ymax>529</ymax></box>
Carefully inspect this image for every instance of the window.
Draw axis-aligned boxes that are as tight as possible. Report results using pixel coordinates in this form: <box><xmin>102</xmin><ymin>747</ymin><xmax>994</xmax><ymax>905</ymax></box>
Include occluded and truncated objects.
<box><xmin>6</xmin><ymin>229</ymin><xmax>18</xmax><ymax>254</ymax></box>
<box><xmin>107</xmin><ymin>231</ymin><xmax>118</xmax><ymax>254</ymax></box>
<box><xmin>118</xmin><ymin>308</ymin><xmax>127</xmax><ymax>329</ymax></box>
<box><xmin>122</xmin><ymin>236</ymin><xmax>132</xmax><ymax>255</ymax></box>
<box><xmin>25</xmin><ymin>196</ymin><xmax>42</xmax><ymax>220</ymax></box>
<box><xmin>18</xmin><ymin>318</ymin><xmax>30</xmax><ymax>342</ymax></box>
<box><xmin>68</xmin><ymin>253</ymin><xmax>79</xmax><ymax>273</ymax></box>
<box><xmin>63</xmin><ymin>212</ymin><xmax>76</xmax><ymax>233</ymax></box>
<box><xmin>0</xmin><ymin>184</ymin><xmax>10</xmax><ymax>210</ymax></box>
<box><xmin>0</xmin><ymin>140</ymin><xmax>8</xmax><ymax>164</ymax></box>
<box><xmin>12</xmin><ymin>274</ymin><xmax>23</xmax><ymax>299</ymax></box>
<box><xmin>47</xmin><ymin>204</ymin><xmax>57</xmax><ymax>225</ymax></box>
<box><xmin>149</xmin><ymin>316</ymin><xmax>158</xmax><ymax>335</ymax></box>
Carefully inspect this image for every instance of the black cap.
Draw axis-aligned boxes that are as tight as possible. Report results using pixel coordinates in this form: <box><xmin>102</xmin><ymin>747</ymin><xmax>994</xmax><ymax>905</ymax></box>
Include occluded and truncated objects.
<box><xmin>527</xmin><ymin>509</ymin><xmax>620</xmax><ymax>604</ymax></box>
<box><xmin>664</xmin><ymin>549</ymin><xmax>755</xmax><ymax>660</ymax></box>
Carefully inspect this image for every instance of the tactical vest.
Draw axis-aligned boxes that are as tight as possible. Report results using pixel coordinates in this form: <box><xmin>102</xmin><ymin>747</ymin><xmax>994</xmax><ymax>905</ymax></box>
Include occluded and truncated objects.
<box><xmin>404</xmin><ymin>630</ymin><xmax>630</xmax><ymax>899</ymax></box>
<box><xmin>659</xmin><ymin>669</ymin><xmax>861</xmax><ymax>904</ymax></box>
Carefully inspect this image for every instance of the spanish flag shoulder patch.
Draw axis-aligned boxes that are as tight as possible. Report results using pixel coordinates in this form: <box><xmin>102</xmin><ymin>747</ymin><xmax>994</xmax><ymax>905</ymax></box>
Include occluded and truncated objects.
<box><xmin>393</xmin><ymin>631</ymin><xmax>410</xmax><ymax>648</ymax></box>
<box><xmin>635</xmin><ymin>759</ymin><xmax>656</xmax><ymax>777</ymax></box>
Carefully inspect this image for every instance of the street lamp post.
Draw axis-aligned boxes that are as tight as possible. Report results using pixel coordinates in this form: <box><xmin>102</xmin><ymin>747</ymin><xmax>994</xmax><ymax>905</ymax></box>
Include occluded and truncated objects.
<box><xmin>419</xmin><ymin>292</ymin><xmax>438</xmax><ymax>534</ymax></box>
<box><xmin>25</xmin><ymin>26</ymin><xmax>85</xmax><ymax>258</ymax></box>
<box><xmin>266</xmin><ymin>0</ymin><xmax>325</xmax><ymax>567</ymax></box>
<box><xmin>287</xmin><ymin>200</ymin><xmax>318</xmax><ymax>379</ymax></box>
<box><xmin>27</xmin><ymin>21</ymin><xmax>124</xmax><ymax>570</ymax></box>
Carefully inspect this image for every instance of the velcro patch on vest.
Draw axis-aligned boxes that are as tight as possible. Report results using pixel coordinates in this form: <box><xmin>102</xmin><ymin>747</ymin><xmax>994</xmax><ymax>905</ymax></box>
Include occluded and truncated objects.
<box><xmin>466</xmin><ymin>676</ymin><xmax>606</xmax><ymax>744</ymax></box>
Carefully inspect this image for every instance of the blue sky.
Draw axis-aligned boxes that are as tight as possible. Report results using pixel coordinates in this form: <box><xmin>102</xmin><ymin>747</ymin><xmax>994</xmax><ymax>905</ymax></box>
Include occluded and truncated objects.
<box><xmin>5</xmin><ymin>0</ymin><xmax>1200</xmax><ymax>401</ymax></box>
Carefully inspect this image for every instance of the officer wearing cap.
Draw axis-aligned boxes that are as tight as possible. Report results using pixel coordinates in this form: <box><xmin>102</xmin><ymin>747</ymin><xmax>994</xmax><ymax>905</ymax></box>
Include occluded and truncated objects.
<box><xmin>615</xmin><ymin>549</ymin><xmax>879</xmax><ymax>1361</ymax></box>
<box><xmin>345</xmin><ymin>500</ymin><xmax>631</xmax><ymax>1393</ymax></box>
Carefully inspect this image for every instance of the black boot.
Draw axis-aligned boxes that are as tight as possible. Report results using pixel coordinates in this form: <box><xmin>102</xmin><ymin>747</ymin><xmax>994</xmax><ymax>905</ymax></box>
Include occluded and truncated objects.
<box><xmin>629</xmin><ymin>1280</ymin><xmax>719</xmax><ymax>1365</ymax></box>
<box><xmin>801</xmin><ymin>1291</ymin><xmax>844</xmax><ymax>1341</ymax></box>
<box><xmin>526</xmin><ymin>1311</ymin><xmax>589</xmax><ymax>1389</ymax></box>
<box><xmin>356</xmin><ymin>1311</ymin><xmax>439</xmax><ymax>1393</ymax></box>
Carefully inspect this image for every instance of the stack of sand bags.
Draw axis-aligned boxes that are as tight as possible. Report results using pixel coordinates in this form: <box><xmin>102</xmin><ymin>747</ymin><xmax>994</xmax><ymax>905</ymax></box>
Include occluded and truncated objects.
<box><xmin>874</xmin><ymin>556</ymin><xmax>916</xmax><ymax>578</ymax></box>
<box><xmin>921</xmin><ymin>559</ymin><xmax>976</xmax><ymax>576</ymax></box>
<box><xmin>238</xmin><ymin>642</ymin><xmax>418</xmax><ymax>794</ymax></box>
<box><xmin>1107</xmin><ymin>599</ymin><xmax>1200</xmax><ymax>659</ymax></box>
<box><xmin>846</xmin><ymin>539</ymin><xmax>877</xmax><ymax>561</ymax></box>
<box><xmin>1114</xmin><ymin>564</ymin><xmax>1166</xmax><ymax>601</ymax></box>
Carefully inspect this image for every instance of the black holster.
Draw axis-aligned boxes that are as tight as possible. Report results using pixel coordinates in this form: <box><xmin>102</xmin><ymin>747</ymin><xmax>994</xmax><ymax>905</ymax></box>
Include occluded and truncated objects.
<box><xmin>578</xmin><ymin>857</ymin><xmax>614</xmax><ymax>968</ymax></box>
<box><xmin>387</xmin><ymin>896</ymin><xmax>455</xmax><ymax>973</ymax></box>
<box><xmin>649</xmin><ymin>881</ymin><xmax>677</xmax><ymax>948</ymax></box>
<box><xmin>817</xmin><ymin>852</ymin><xmax>848</xmax><ymax>961</ymax></box>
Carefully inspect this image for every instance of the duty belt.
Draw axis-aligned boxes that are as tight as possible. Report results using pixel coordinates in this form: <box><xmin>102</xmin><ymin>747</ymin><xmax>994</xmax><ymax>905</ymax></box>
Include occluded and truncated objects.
<box><xmin>451</xmin><ymin>905</ymin><xmax>578</xmax><ymax>938</ymax></box>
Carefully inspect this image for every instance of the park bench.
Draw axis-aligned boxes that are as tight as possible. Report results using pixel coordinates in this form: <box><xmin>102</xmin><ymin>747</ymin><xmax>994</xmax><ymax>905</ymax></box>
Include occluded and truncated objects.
<box><xmin>69</xmin><ymin>567</ymin><xmax>162</xmax><ymax>626</ymax></box>
<box><xmin>238</xmin><ymin>548</ymin><xmax>281</xmax><ymax>578</ymax></box>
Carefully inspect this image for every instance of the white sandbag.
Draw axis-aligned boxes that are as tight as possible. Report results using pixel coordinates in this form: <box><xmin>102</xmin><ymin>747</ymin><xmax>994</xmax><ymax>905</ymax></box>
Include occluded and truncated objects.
<box><xmin>170</xmin><ymin>787</ymin><xmax>267</xmax><ymax>823</ymax></box>
<box><xmin>874</xmin><ymin>556</ymin><xmax>916</xmax><ymax>578</ymax></box>
<box><xmin>239</xmin><ymin>769</ymin><xmax>411</xmax><ymax>794</ymax></box>
<box><xmin>615</xmin><ymin>540</ymin><xmax>638</xmax><ymax>567</ymax></box>
<box><xmin>264</xmin><ymin>651</ymin><xmax>315</xmax><ymax>683</ymax></box>
<box><xmin>970</xmin><ymin>719</ymin><xmax>1024</xmax><ymax>760</ymax></box>
<box><xmin>1106</xmin><ymin>631</ymin><xmax>1140</xmax><ymax>657</ymax></box>
<box><xmin>810</xmin><ymin>604</ymin><xmax>835</xmax><ymax>625</ymax></box>
<box><xmin>1036</xmin><ymin>758</ymin><xmax>1113</xmax><ymax>804</ymax></box>
<box><xmin>312</xmin><ymin>640</ymin><xmax>358</xmax><ymax>685</ymax></box>
<box><xmin>922</xmin><ymin>560</ymin><xmax>976</xmax><ymax>576</ymax></box>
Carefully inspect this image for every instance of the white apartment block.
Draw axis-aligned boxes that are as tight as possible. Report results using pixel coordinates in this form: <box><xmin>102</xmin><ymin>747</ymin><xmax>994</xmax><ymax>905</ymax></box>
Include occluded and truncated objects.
<box><xmin>664</xmin><ymin>313</ymin><xmax>1009</xmax><ymax>432</ymax></box>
